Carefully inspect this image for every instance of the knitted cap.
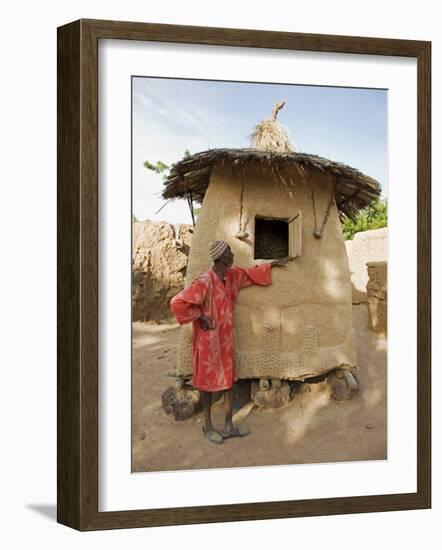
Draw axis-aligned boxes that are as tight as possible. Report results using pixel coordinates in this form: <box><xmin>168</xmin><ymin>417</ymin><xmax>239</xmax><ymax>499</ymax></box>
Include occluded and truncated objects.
<box><xmin>209</xmin><ymin>240</ymin><xmax>229</xmax><ymax>261</ymax></box>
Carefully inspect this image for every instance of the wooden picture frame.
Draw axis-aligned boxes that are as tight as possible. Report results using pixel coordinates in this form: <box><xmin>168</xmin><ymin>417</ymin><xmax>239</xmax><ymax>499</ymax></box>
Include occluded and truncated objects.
<box><xmin>57</xmin><ymin>18</ymin><xmax>431</xmax><ymax>530</ymax></box>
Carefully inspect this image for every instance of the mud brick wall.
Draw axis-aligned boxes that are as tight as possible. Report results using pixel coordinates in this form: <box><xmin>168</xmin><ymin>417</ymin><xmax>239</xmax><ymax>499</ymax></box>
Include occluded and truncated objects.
<box><xmin>366</xmin><ymin>261</ymin><xmax>387</xmax><ymax>334</ymax></box>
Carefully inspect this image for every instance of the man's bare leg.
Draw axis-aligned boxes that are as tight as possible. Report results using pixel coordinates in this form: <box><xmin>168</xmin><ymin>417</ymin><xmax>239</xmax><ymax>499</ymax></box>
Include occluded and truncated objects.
<box><xmin>200</xmin><ymin>391</ymin><xmax>223</xmax><ymax>444</ymax></box>
<box><xmin>223</xmin><ymin>388</ymin><xmax>234</xmax><ymax>433</ymax></box>
<box><xmin>222</xmin><ymin>386</ymin><xmax>250</xmax><ymax>438</ymax></box>
<box><xmin>200</xmin><ymin>391</ymin><xmax>214</xmax><ymax>432</ymax></box>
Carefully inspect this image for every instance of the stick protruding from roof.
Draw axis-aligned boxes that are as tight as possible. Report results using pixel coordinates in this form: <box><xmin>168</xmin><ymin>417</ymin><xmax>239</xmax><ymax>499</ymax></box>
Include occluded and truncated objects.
<box><xmin>250</xmin><ymin>101</ymin><xmax>295</xmax><ymax>154</ymax></box>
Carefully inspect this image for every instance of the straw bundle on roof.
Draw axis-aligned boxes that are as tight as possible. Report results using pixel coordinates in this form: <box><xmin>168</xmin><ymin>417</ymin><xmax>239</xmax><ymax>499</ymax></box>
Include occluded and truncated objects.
<box><xmin>161</xmin><ymin>102</ymin><xmax>381</xmax><ymax>221</ymax></box>
<box><xmin>250</xmin><ymin>101</ymin><xmax>294</xmax><ymax>153</ymax></box>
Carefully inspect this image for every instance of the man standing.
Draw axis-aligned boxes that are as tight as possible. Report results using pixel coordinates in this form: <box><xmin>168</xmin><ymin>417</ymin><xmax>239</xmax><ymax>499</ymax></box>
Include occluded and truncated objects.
<box><xmin>170</xmin><ymin>240</ymin><xmax>292</xmax><ymax>444</ymax></box>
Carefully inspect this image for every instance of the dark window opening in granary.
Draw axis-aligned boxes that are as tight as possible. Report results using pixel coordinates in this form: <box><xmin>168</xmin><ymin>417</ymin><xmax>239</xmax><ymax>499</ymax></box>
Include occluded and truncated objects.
<box><xmin>254</xmin><ymin>217</ymin><xmax>289</xmax><ymax>259</ymax></box>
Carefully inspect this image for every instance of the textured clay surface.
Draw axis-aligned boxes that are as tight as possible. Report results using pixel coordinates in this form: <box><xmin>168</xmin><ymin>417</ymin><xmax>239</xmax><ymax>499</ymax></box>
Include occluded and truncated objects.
<box><xmin>345</xmin><ymin>227</ymin><xmax>387</xmax><ymax>303</ymax></box>
<box><xmin>366</xmin><ymin>261</ymin><xmax>388</xmax><ymax>334</ymax></box>
<box><xmin>177</xmin><ymin>161</ymin><xmax>357</xmax><ymax>380</ymax></box>
<box><xmin>132</xmin><ymin>221</ymin><xmax>193</xmax><ymax>321</ymax></box>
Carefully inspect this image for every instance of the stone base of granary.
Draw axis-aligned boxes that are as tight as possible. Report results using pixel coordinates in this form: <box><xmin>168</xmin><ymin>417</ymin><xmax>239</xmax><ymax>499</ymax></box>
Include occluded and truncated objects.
<box><xmin>326</xmin><ymin>368</ymin><xmax>360</xmax><ymax>401</ymax></box>
<box><xmin>161</xmin><ymin>384</ymin><xmax>201</xmax><ymax>421</ymax></box>
<box><xmin>251</xmin><ymin>379</ymin><xmax>291</xmax><ymax>408</ymax></box>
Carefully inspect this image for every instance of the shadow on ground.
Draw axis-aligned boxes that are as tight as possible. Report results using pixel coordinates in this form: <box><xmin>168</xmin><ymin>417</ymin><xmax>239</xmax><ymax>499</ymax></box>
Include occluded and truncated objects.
<box><xmin>132</xmin><ymin>304</ymin><xmax>386</xmax><ymax>472</ymax></box>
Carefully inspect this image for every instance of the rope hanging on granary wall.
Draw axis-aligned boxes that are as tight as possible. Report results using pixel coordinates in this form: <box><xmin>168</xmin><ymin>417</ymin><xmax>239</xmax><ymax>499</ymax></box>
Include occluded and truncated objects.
<box><xmin>235</xmin><ymin>165</ymin><xmax>249</xmax><ymax>239</ymax></box>
<box><xmin>310</xmin><ymin>175</ymin><xmax>337</xmax><ymax>239</ymax></box>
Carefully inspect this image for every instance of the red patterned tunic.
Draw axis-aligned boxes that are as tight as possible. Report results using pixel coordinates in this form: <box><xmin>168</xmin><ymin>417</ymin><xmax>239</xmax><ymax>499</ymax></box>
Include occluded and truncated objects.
<box><xmin>170</xmin><ymin>264</ymin><xmax>272</xmax><ymax>392</ymax></box>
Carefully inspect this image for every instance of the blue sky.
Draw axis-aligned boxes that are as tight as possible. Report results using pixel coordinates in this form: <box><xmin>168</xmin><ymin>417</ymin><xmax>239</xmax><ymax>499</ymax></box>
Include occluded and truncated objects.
<box><xmin>133</xmin><ymin>77</ymin><xmax>387</xmax><ymax>224</ymax></box>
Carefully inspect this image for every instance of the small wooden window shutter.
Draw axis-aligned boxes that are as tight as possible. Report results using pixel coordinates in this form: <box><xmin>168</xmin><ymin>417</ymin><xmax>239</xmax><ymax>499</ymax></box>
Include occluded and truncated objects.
<box><xmin>288</xmin><ymin>211</ymin><xmax>302</xmax><ymax>258</ymax></box>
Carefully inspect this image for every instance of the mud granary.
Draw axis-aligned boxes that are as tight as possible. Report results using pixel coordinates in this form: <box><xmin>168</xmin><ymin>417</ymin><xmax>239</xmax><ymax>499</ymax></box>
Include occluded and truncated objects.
<box><xmin>163</xmin><ymin>103</ymin><xmax>381</xmax><ymax>384</ymax></box>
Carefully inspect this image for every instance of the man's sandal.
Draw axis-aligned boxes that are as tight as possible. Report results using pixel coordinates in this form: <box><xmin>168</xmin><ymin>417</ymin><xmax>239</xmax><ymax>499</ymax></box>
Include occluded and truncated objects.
<box><xmin>202</xmin><ymin>426</ymin><xmax>224</xmax><ymax>445</ymax></box>
<box><xmin>221</xmin><ymin>426</ymin><xmax>250</xmax><ymax>439</ymax></box>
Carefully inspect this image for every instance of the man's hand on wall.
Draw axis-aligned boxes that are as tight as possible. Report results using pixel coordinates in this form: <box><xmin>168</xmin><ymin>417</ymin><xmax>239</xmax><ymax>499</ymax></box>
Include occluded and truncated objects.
<box><xmin>270</xmin><ymin>256</ymin><xmax>296</xmax><ymax>268</ymax></box>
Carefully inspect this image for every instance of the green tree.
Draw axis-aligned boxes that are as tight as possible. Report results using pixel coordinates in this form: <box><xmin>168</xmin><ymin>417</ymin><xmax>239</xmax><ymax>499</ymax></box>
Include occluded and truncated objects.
<box><xmin>341</xmin><ymin>197</ymin><xmax>388</xmax><ymax>240</ymax></box>
<box><xmin>143</xmin><ymin>159</ymin><xmax>170</xmax><ymax>176</ymax></box>
<box><xmin>143</xmin><ymin>150</ymin><xmax>191</xmax><ymax>179</ymax></box>
<box><xmin>144</xmin><ymin>150</ymin><xmax>199</xmax><ymax>221</ymax></box>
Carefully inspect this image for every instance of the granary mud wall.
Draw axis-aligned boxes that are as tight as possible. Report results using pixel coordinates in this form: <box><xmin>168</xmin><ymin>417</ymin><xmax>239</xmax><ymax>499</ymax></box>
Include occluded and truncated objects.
<box><xmin>131</xmin><ymin>211</ymin><xmax>387</xmax><ymax>327</ymax></box>
<box><xmin>132</xmin><ymin>221</ymin><xmax>192</xmax><ymax>321</ymax></box>
<box><xmin>345</xmin><ymin>228</ymin><xmax>387</xmax><ymax>303</ymax></box>
<box><xmin>177</xmin><ymin>161</ymin><xmax>357</xmax><ymax>381</ymax></box>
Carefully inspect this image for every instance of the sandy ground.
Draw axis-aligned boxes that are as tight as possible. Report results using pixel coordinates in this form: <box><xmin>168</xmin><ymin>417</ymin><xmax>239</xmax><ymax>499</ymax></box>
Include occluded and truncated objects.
<box><xmin>132</xmin><ymin>304</ymin><xmax>387</xmax><ymax>472</ymax></box>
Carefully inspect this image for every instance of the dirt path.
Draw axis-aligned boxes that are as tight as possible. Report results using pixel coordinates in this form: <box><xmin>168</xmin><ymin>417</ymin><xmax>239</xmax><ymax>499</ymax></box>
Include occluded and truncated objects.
<box><xmin>132</xmin><ymin>304</ymin><xmax>386</xmax><ymax>472</ymax></box>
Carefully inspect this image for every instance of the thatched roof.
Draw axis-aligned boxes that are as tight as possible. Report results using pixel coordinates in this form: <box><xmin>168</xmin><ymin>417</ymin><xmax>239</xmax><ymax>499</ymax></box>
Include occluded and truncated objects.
<box><xmin>162</xmin><ymin>148</ymin><xmax>382</xmax><ymax>220</ymax></box>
